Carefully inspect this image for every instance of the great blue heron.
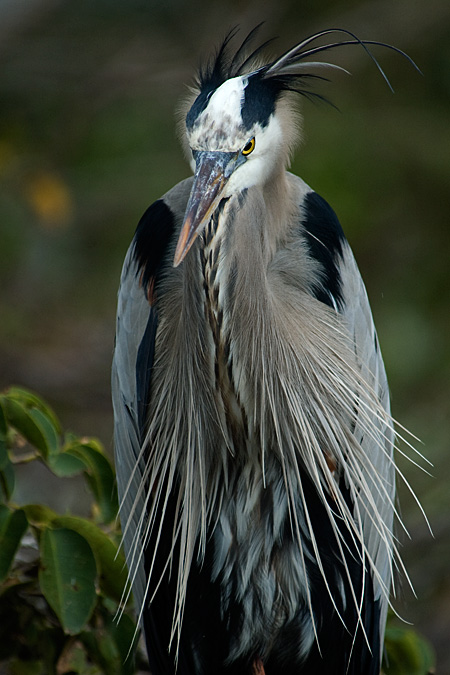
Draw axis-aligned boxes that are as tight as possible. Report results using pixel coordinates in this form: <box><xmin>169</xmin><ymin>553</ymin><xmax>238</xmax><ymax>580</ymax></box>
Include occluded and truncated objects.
<box><xmin>112</xmin><ymin>28</ymin><xmax>422</xmax><ymax>674</ymax></box>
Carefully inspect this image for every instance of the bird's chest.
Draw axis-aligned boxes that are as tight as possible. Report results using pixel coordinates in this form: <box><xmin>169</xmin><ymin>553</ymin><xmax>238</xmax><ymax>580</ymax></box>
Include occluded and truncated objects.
<box><xmin>198</xmin><ymin>233</ymin><xmax>312</xmax><ymax>656</ymax></box>
<box><xmin>209</xmin><ymin>455</ymin><xmax>312</xmax><ymax>663</ymax></box>
<box><xmin>200</xmin><ymin>230</ymin><xmax>252</xmax><ymax>452</ymax></box>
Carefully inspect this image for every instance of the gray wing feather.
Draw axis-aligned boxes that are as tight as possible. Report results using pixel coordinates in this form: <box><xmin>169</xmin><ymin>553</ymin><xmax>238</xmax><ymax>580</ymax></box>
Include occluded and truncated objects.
<box><xmin>338</xmin><ymin>242</ymin><xmax>395</xmax><ymax>645</ymax></box>
<box><xmin>112</xmin><ymin>246</ymin><xmax>152</xmax><ymax>613</ymax></box>
<box><xmin>112</xmin><ymin>178</ymin><xmax>192</xmax><ymax>621</ymax></box>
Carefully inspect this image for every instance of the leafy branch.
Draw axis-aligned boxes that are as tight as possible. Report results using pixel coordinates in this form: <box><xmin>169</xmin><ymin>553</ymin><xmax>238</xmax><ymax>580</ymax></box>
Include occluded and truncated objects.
<box><xmin>0</xmin><ymin>386</ymin><xmax>145</xmax><ymax>675</ymax></box>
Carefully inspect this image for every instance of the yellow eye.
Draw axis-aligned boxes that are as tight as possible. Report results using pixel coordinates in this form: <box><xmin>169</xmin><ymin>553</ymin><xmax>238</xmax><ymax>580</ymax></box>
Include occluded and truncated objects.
<box><xmin>242</xmin><ymin>137</ymin><xmax>255</xmax><ymax>156</ymax></box>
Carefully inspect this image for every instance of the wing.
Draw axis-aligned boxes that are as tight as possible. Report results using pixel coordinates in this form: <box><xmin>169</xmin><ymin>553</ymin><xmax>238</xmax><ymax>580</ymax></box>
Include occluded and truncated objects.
<box><xmin>300</xmin><ymin>187</ymin><xmax>395</xmax><ymax>662</ymax></box>
<box><xmin>338</xmin><ymin>236</ymin><xmax>395</xmax><ymax>657</ymax></box>
<box><xmin>111</xmin><ymin>178</ymin><xmax>192</xmax><ymax>667</ymax></box>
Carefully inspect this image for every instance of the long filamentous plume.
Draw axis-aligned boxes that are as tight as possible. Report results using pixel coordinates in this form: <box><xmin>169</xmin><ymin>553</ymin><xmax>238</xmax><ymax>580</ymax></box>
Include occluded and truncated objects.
<box><xmin>119</xmin><ymin>255</ymin><xmax>429</xmax><ymax>655</ymax></box>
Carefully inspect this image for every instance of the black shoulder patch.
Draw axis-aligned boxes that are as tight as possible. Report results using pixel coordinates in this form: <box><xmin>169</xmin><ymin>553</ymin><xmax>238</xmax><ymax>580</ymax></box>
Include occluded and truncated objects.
<box><xmin>133</xmin><ymin>199</ymin><xmax>176</xmax><ymax>299</ymax></box>
<box><xmin>136</xmin><ymin>310</ymin><xmax>158</xmax><ymax>440</ymax></box>
<box><xmin>302</xmin><ymin>191</ymin><xmax>346</xmax><ymax>310</ymax></box>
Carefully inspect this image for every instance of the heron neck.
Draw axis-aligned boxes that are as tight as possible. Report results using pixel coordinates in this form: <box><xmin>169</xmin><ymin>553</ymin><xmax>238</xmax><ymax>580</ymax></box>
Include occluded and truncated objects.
<box><xmin>199</xmin><ymin>167</ymin><xmax>292</xmax><ymax>324</ymax></box>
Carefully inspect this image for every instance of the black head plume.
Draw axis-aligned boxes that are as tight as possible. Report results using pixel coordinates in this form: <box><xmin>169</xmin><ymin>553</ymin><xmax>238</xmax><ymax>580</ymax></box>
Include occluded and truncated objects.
<box><xmin>192</xmin><ymin>25</ymin><xmax>419</xmax><ymax>110</ymax></box>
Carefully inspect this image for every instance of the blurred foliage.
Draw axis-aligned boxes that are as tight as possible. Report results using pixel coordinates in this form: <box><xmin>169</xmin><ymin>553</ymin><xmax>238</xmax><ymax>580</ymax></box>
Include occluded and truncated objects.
<box><xmin>0</xmin><ymin>0</ymin><xmax>448</xmax><ymax>669</ymax></box>
<box><xmin>0</xmin><ymin>386</ymin><xmax>146</xmax><ymax>675</ymax></box>
<box><xmin>383</xmin><ymin>618</ymin><xmax>436</xmax><ymax>675</ymax></box>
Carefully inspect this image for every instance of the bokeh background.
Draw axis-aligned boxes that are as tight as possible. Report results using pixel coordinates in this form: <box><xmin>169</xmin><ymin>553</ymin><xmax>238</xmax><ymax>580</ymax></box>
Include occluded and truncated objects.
<box><xmin>1</xmin><ymin>0</ymin><xmax>449</xmax><ymax>670</ymax></box>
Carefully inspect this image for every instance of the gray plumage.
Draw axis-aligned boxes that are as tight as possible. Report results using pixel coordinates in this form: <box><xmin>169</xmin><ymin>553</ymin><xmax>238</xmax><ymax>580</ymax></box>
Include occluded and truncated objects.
<box><xmin>112</xmin><ymin>28</ymin><xmax>424</xmax><ymax>675</ymax></box>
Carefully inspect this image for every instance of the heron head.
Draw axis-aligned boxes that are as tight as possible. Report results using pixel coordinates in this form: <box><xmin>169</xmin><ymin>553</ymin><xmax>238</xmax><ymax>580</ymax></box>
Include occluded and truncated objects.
<box><xmin>174</xmin><ymin>27</ymin><xmax>414</xmax><ymax>266</ymax></box>
<box><xmin>174</xmin><ymin>72</ymin><xmax>292</xmax><ymax>266</ymax></box>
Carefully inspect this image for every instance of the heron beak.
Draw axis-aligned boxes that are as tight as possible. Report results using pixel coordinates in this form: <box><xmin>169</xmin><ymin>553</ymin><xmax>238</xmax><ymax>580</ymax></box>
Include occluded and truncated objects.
<box><xmin>174</xmin><ymin>151</ymin><xmax>234</xmax><ymax>267</ymax></box>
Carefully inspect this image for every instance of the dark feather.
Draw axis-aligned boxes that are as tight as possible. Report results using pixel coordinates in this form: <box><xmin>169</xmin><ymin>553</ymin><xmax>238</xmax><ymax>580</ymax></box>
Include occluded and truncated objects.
<box><xmin>301</xmin><ymin>191</ymin><xmax>346</xmax><ymax>310</ymax></box>
<box><xmin>194</xmin><ymin>26</ymin><xmax>419</xmax><ymax>112</ymax></box>
<box><xmin>133</xmin><ymin>199</ymin><xmax>176</xmax><ymax>301</ymax></box>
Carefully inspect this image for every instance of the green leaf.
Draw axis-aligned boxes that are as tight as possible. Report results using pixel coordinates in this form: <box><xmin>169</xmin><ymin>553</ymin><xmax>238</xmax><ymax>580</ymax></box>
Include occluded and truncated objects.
<box><xmin>6</xmin><ymin>387</ymin><xmax>61</xmax><ymax>435</ymax></box>
<box><xmin>2</xmin><ymin>398</ymin><xmax>50</xmax><ymax>459</ymax></box>
<box><xmin>65</xmin><ymin>441</ymin><xmax>118</xmax><ymax>524</ymax></box>
<box><xmin>0</xmin><ymin>508</ymin><xmax>28</xmax><ymax>582</ymax></box>
<box><xmin>28</xmin><ymin>408</ymin><xmax>59</xmax><ymax>455</ymax></box>
<box><xmin>23</xmin><ymin>503</ymin><xmax>58</xmax><ymax>527</ymax></box>
<box><xmin>79</xmin><ymin>605</ymin><xmax>137</xmax><ymax>675</ymax></box>
<box><xmin>103</xmin><ymin>609</ymin><xmax>137</xmax><ymax>675</ymax></box>
<box><xmin>39</xmin><ymin>527</ymin><xmax>97</xmax><ymax>634</ymax></box>
<box><xmin>0</xmin><ymin>400</ymin><xmax>8</xmax><ymax>467</ymax></box>
<box><xmin>97</xmin><ymin>629</ymin><xmax>122</xmax><ymax>674</ymax></box>
<box><xmin>0</xmin><ymin>456</ymin><xmax>15</xmax><ymax>501</ymax></box>
<box><xmin>22</xmin><ymin>506</ymin><xmax>127</xmax><ymax>601</ymax></box>
<box><xmin>64</xmin><ymin>436</ymin><xmax>104</xmax><ymax>455</ymax></box>
<box><xmin>383</xmin><ymin>625</ymin><xmax>436</xmax><ymax>675</ymax></box>
<box><xmin>2</xmin><ymin>388</ymin><xmax>61</xmax><ymax>458</ymax></box>
<box><xmin>0</xmin><ymin>441</ymin><xmax>9</xmax><ymax>472</ymax></box>
<box><xmin>0</xmin><ymin>400</ymin><xmax>14</xmax><ymax>500</ymax></box>
<box><xmin>47</xmin><ymin>451</ymin><xmax>87</xmax><ymax>477</ymax></box>
<box><xmin>52</xmin><ymin>515</ymin><xmax>128</xmax><ymax>602</ymax></box>
<box><xmin>0</xmin><ymin>504</ymin><xmax>10</xmax><ymax>530</ymax></box>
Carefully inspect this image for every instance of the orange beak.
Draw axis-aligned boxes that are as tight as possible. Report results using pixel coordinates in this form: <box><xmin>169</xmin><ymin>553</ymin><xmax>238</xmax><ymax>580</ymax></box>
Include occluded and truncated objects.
<box><xmin>173</xmin><ymin>151</ymin><xmax>234</xmax><ymax>267</ymax></box>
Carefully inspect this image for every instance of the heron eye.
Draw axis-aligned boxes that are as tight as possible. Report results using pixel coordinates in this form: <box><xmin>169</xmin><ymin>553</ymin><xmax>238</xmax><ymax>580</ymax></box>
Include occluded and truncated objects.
<box><xmin>242</xmin><ymin>137</ymin><xmax>255</xmax><ymax>156</ymax></box>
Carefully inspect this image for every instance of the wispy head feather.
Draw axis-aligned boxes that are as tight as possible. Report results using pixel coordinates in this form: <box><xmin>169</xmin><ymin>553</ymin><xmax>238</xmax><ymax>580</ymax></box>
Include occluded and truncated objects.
<box><xmin>195</xmin><ymin>25</ymin><xmax>419</xmax><ymax>104</ymax></box>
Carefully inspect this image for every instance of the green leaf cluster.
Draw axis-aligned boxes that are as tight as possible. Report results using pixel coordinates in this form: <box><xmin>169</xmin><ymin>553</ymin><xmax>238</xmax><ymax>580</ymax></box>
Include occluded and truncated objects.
<box><xmin>0</xmin><ymin>387</ymin><xmax>144</xmax><ymax>675</ymax></box>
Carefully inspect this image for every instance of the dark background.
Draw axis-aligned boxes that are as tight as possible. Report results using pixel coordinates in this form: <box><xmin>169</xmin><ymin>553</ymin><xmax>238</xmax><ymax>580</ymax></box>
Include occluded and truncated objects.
<box><xmin>1</xmin><ymin>0</ymin><xmax>449</xmax><ymax>670</ymax></box>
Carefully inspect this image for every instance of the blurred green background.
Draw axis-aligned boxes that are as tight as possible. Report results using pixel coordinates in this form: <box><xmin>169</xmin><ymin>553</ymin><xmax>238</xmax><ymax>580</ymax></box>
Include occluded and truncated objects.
<box><xmin>0</xmin><ymin>0</ymin><xmax>449</xmax><ymax>670</ymax></box>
